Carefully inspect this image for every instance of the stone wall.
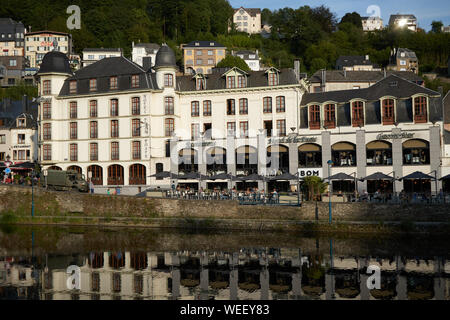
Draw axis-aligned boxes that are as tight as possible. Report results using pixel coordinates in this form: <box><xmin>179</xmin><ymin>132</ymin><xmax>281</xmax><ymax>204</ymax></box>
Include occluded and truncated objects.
<box><xmin>0</xmin><ymin>185</ymin><xmax>449</xmax><ymax>222</ymax></box>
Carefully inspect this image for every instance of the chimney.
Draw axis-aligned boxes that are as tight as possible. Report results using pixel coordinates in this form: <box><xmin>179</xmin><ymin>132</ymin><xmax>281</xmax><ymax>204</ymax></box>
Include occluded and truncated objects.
<box><xmin>384</xmin><ymin>68</ymin><xmax>386</xmax><ymax>78</ymax></box>
<box><xmin>294</xmin><ymin>60</ymin><xmax>300</xmax><ymax>82</ymax></box>
<box><xmin>365</xmin><ymin>55</ymin><xmax>369</xmax><ymax>61</ymax></box>
<box><xmin>321</xmin><ymin>69</ymin><xmax>326</xmax><ymax>90</ymax></box>
<box><xmin>344</xmin><ymin>69</ymin><xmax>347</xmax><ymax>78</ymax></box>
<box><xmin>142</xmin><ymin>57</ymin><xmax>152</xmax><ymax>72</ymax></box>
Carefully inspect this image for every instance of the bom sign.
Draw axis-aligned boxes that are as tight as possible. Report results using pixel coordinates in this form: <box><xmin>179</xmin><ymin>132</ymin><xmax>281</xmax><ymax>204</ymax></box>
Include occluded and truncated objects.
<box><xmin>298</xmin><ymin>168</ymin><xmax>322</xmax><ymax>179</ymax></box>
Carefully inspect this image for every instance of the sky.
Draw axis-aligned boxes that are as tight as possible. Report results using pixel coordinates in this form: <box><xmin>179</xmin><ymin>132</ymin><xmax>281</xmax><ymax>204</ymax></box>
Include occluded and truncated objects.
<box><xmin>229</xmin><ymin>0</ymin><xmax>450</xmax><ymax>31</ymax></box>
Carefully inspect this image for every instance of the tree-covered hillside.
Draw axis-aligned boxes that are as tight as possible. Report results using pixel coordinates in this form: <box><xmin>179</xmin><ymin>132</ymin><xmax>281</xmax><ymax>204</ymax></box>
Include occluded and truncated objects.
<box><xmin>1</xmin><ymin>0</ymin><xmax>449</xmax><ymax>77</ymax></box>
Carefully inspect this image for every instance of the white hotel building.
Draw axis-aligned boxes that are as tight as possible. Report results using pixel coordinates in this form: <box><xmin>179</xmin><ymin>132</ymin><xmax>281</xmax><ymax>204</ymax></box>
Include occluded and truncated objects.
<box><xmin>35</xmin><ymin>46</ymin><xmax>446</xmax><ymax>195</ymax></box>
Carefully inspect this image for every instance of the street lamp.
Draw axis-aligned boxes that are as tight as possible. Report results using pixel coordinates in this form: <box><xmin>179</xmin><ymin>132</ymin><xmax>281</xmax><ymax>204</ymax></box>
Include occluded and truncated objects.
<box><xmin>327</xmin><ymin>160</ymin><xmax>333</xmax><ymax>224</ymax></box>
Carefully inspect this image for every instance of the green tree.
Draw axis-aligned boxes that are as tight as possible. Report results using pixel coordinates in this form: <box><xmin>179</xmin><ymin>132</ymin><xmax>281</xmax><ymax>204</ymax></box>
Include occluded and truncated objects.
<box><xmin>216</xmin><ymin>55</ymin><xmax>251</xmax><ymax>72</ymax></box>
<box><xmin>339</xmin><ymin>12</ymin><xmax>362</xmax><ymax>29</ymax></box>
<box><xmin>301</xmin><ymin>176</ymin><xmax>328</xmax><ymax>201</ymax></box>
<box><xmin>431</xmin><ymin>21</ymin><xmax>443</xmax><ymax>33</ymax></box>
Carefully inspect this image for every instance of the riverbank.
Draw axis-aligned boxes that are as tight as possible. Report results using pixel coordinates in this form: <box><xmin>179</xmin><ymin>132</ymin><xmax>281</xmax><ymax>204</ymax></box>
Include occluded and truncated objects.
<box><xmin>1</xmin><ymin>185</ymin><xmax>449</xmax><ymax>234</ymax></box>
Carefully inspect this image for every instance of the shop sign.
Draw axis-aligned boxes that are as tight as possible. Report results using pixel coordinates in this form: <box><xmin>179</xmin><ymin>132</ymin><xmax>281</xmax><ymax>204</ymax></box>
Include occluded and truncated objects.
<box><xmin>376</xmin><ymin>132</ymin><xmax>414</xmax><ymax>140</ymax></box>
<box><xmin>298</xmin><ymin>168</ymin><xmax>323</xmax><ymax>178</ymax></box>
<box><xmin>268</xmin><ymin>134</ymin><xmax>317</xmax><ymax>144</ymax></box>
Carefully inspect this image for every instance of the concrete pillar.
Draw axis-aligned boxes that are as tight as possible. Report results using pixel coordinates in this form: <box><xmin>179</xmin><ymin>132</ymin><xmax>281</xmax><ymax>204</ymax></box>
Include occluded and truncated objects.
<box><xmin>230</xmin><ymin>269</ymin><xmax>238</xmax><ymax>300</ymax></box>
<box><xmin>257</xmin><ymin>133</ymin><xmax>266</xmax><ymax>190</ymax></box>
<box><xmin>103</xmin><ymin>252</ymin><xmax>110</xmax><ymax>270</ymax></box>
<box><xmin>429</xmin><ymin>126</ymin><xmax>442</xmax><ymax>193</ymax></box>
<box><xmin>360</xmin><ymin>275</ymin><xmax>370</xmax><ymax>300</ymax></box>
<box><xmin>321</xmin><ymin>131</ymin><xmax>331</xmax><ymax>173</ymax></box>
<box><xmin>289</xmin><ymin>142</ymin><xmax>298</xmax><ymax>175</ymax></box>
<box><xmin>396</xmin><ymin>275</ymin><xmax>407</xmax><ymax>300</ymax></box>
<box><xmin>325</xmin><ymin>273</ymin><xmax>335</xmax><ymax>300</ymax></box>
<box><xmin>260</xmin><ymin>268</ymin><xmax>269</xmax><ymax>300</ymax></box>
<box><xmin>171</xmin><ymin>268</ymin><xmax>181</xmax><ymax>299</ymax></box>
<box><xmin>356</xmin><ymin>130</ymin><xmax>367</xmax><ymax>193</ymax></box>
<box><xmin>200</xmin><ymin>255</ymin><xmax>209</xmax><ymax>300</ymax></box>
<box><xmin>292</xmin><ymin>271</ymin><xmax>302</xmax><ymax>299</ymax></box>
<box><xmin>227</xmin><ymin>133</ymin><xmax>236</xmax><ymax>188</ymax></box>
<box><xmin>125</xmin><ymin>252</ymin><xmax>131</xmax><ymax>270</ymax></box>
<box><xmin>391</xmin><ymin>128</ymin><xmax>403</xmax><ymax>193</ymax></box>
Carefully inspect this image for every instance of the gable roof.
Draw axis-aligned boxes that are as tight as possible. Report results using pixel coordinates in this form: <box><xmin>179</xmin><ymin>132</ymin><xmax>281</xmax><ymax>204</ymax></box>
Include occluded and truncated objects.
<box><xmin>234</xmin><ymin>7</ymin><xmax>261</xmax><ymax>17</ymax></box>
<box><xmin>177</xmin><ymin>68</ymin><xmax>298</xmax><ymax>92</ymax></box>
<box><xmin>301</xmin><ymin>74</ymin><xmax>439</xmax><ymax>105</ymax></box>
<box><xmin>235</xmin><ymin>50</ymin><xmax>259</xmax><ymax>60</ymax></box>
<box><xmin>309</xmin><ymin>70</ymin><xmax>423</xmax><ymax>83</ymax></box>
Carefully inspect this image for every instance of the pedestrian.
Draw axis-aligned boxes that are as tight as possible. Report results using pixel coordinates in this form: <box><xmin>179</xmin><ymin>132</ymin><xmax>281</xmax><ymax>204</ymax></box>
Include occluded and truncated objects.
<box><xmin>107</xmin><ymin>188</ymin><xmax>110</xmax><ymax>195</ymax></box>
<box><xmin>89</xmin><ymin>179</ymin><xmax>94</xmax><ymax>194</ymax></box>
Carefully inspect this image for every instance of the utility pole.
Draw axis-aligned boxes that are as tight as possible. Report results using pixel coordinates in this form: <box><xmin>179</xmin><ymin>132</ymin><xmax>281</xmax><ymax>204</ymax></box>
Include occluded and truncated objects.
<box><xmin>327</xmin><ymin>160</ymin><xmax>333</xmax><ymax>224</ymax></box>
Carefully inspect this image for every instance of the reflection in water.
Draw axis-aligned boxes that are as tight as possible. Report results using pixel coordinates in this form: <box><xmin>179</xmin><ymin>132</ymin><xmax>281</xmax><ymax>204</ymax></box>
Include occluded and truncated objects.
<box><xmin>0</xmin><ymin>227</ymin><xmax>449</xmax><ymax>300</ymax></box>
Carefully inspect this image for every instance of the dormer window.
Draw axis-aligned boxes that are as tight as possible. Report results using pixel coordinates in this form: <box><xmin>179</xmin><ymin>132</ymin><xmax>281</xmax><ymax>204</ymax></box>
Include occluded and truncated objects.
<box><xmin>164</xmin><ymin>74</ymin><xmax>173</xmax><ymax>87</ymax></box>
<box><xmin>89</xmin><ymin>78</ymin><xmax>97</xmax><ymax>91</ymax></box>
<box><xmin>237</xmin><ymin>75</ymin><xmax>246</xmax><ymax>88</ymax></box>
<box><xmin>110</xmin><ymin>76</ymin><xmax>118</xmax><ymax>89</ymax></box>
<box><xmin>352</xmin><ymin>101</ymin><xmax>364</xmax><ymax>127</ymax></box>
<box><xmin>309</xmin><ymin>105</ymin><xmax>320</xmax><ymax>130</ymax></box>
<box><xmin>227</xmin><ymin>76</ymin><xmax>236</xmax><ymax>89</ymax></box>
<box><xmin>382</xmin><ymin>99</ymin><xmax>395</xmax><ymax>125</ymax></box>
<box><xmin>17</xmin><ymin>118</ymin><xmax>26</xmax><ymax>128</ymax></box>
<box><xmin>196</xmin><ymin>77</ymin><xmax>206</xmax><ymax>90</ymax></box>
<box><xmin>268</xmin><ymin>72</ymin><xmax>278</xmax><ymax>86</ymax></box>
<box><xmin>69</xmin><ymin>80</ymin><xmax>77</xmax><ymax>94</ymax></box>
<box><xmin>131</xmin><ymin>75</ymin><xmax>140</xmax><ymax>88</ymax></box>
<box><xmin>413</xmin><ymin>96</ymin><xmax>427</xmax><ymax>123</ymax></box>
<box><xmin>324</xmin><ymin>104</ymin><xmax>336</xmax><ymax>129</ymax></box>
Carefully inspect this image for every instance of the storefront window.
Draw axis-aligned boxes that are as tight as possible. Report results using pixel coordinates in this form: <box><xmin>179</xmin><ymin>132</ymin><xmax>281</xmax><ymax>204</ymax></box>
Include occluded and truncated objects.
<box><xmin>403</xmin><ymin>139</ymin><xmax>430</xmax><ymax>165</ymax></box>
<box><xmin>366</xmin><ymin>141</ymin><xmax>392</xmax><ymax>166</ymax></box>
<box><xmin>298</xmin><ymin>144</ymin><xmax>322</xmax><ymax>168</ymax></box>
<box><xmin>206</xmin><ymin>148</ymin><xmax>227</xmax><ymax>174</ymax></box>
<box><xmin>178</xmin><ymin>149</ymin><xmax>198</xmax><ymax>174</ymax></box>
<box><xmin>266</xmin><ymin>145</ymin><xmax>289</xmax><ymax>173</ymax></box>
<box><xmin>332</xmin><ymin>142</ymin><xmax>356</xmax><ymax>167</ymax></box>
<box><xmin>236</xmin><ymin>146</ymin><xmax>257</xmax><ymax>175</ymax></box>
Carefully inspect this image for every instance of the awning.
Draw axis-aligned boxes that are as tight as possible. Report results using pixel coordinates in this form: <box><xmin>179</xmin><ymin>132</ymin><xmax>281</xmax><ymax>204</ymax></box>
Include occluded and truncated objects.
<box><xmin>440</xmin><ymin>174</ymin><xmax>450</xmax><ymax>181</ymax></box>
<box><xmin>149</xmin><ymin>171</ymin><xmax>178</xmax><ymax>179</ymax></box>
<box><xmin>177</xmin><ymin>172</ymin><xmax>208</xmax><ymax>180</ymax></box>
<box><xmin>237</xmin><ymin>173</ymin><xmax>264</xmax><ymax>181</ymax></box>
<box><xmin>208</xmin><ymin>173</ymin><xmax>236</xmax><ymax>181</ymax></box>
<box><xmin>269</xmin><ymin>172</ymin><xmax>298</xmax><ymax>181</ymax></box>
<box><xmin>400</xmin><ymin>171</ymin><xmax>435</xmax><ymax>180</ymax></box>
<box><xmin>325</xmin><ymin>173</ymin><xmax>355</xmax><ymax>181</ymax></box>
<box><xmin>361</xmin><ymin>172</ymin><xmax>394</xmax><ymax>181</ymax></box>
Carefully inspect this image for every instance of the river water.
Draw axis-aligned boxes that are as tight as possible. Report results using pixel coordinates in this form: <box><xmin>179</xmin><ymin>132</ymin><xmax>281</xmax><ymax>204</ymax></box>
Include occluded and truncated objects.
<box><xmin>0</xmin><ymin>225</ymin><xmax>448</xmax><ymax>300</ymax></box>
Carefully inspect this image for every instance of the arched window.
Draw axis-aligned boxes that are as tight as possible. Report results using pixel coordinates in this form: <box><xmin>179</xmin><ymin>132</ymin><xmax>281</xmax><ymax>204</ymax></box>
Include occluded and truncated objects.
<box><xmin>88</xmin><ymin>165</ymin><xmax>103</xmax><ymax>185</ymax></box>
<box><xmin>236</xmin><ymin>145</ymin><xmax>257</xmax><ymax>175</ymax></box>
<box><xmin>413</xmin><ymin>96</ymin><xmax>427</xmax><ymax>123</ymax></box>
<box><xmin>403</xmin><ymin>139</ymin><xmax>430</xmax><ymax>165</ymax></box>
<box><xmin>203</xmin><ymin>100</ymin><xmax>212</xmax><ymax>116</ymax></box>
<box><xmin>366</xmin><ymin>141</ymin><xmax>392</xmax><ymax>166</ymax></box>
<box><xmin>382</xmin><ymin>99</ymin><xmax>395</xmax><ymax>125</ymax></box>
<box><xmin>129</xmin><ymin>164</ymin><xmax>146</xmax><ymax>185</ymax></box>
<box><xmin>309</xmin><ymin>105</ymin><xmax>320</xmax><ymax>129</ymax></box>
<box><xmin>332</xmin><ymin>142</ymin><xmax>357</xmax><ymax>167</ymax></box>
<box><xmin>178</xmin><ymin>149</ymin><xmax>198</xmax><ymax>174</ymax></box>
<box><xmin>298</xmin><ymin>144</ymin><xmax>322</xmax><ymax>168</ymax></box>
<box><xmin>155</xmin><ymin>163</ymin><xmax>164</xmax><ymax>180</ymax></box>
<box><xmin>108</xmin><ymin>165</ymin><xmax>124</xmax><ymax>185</ymax></box>
<box><xmin>206</xmin><ymin>147</ymin><xmax>227</xmax><ymax>174</ymax></box>
<box><xmin>266</xmin><ymin>145</ymin><xmax>289</xmax><ymax>174</ymax></box>
<box><xmin>67</xmin><ymin>165</ymin><xmax>82</xmax><ymax>174</ymax></box>
<box><xmin>352</xmin><ymin>101</ymin><xmax>364</xmax><ymax>127</ymax></box>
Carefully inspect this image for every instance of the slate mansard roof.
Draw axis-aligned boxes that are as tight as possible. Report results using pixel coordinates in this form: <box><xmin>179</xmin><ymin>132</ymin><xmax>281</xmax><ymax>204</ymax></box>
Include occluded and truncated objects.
<box><xmin>59</xmin><ymin>56</ymin><xmax>159</xmax><ymax>96</ymax></box>
<box><xmin>176</xmin><ymin>68</ymin><xmax>299</xmax><ymax>92</ymax></box>
<box><xmin>301</xmin><ymin>75</ymin><xmax>439</xmax><ymax>105</ymax></box>
<box><xmin>336</xmin><ymin>56</ymin><xmax>377</xmax><ymax>69</ymax></box>
<box><xmin>300</xmin><ymin>75</ymin><xmax>442</xmax><ymax>127</ymax></box>
<box><xmin>183</xmin><ymin>41</ymin><xmax>226</xmax><ymax>48</ymax></box>
<box><xmin>309</xmin><ymin>70</ymin><xmax>423</xmax><ymax>84</ymax></box>
<box><xmin>37</xmin><ymin>51</ymin><xmax>73</xmax><ymax>75</ymax></box>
